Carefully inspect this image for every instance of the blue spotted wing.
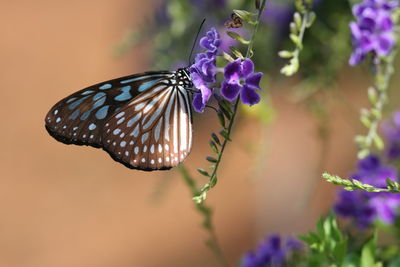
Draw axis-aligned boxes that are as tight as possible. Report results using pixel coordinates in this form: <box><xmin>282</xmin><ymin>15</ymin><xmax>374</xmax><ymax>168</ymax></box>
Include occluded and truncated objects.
<box><xmin>45</xmin><ymin>69</ymin><xmax>193</xmax><ymax>171</ymax></box>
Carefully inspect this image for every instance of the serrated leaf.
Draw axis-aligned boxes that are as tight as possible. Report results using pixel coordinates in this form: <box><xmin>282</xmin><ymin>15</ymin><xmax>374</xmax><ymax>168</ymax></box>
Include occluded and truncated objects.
<box><xmin>197</xmin><ymin>168</ymin><xmax>210</xmax><ymax>177</ymax></box>
<box><xmin>227</xmin><ymin>31</ymin><xmax>250</xmax><ymax>44</ymax></box>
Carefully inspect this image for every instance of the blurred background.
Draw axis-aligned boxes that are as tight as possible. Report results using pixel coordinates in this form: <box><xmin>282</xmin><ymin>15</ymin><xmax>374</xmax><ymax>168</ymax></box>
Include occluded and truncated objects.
<box><xmin>1</xmin><ymin>0</ymin><xmax>399</xmax><ymax>266</ymax></box>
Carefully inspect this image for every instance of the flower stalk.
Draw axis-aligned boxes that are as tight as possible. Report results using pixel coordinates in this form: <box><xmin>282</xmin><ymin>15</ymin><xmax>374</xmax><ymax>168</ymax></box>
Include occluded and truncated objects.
<box><xmin>193</xmin><ymin>0</ymin><xmax>267</xmax><ymax>204</ymax></box>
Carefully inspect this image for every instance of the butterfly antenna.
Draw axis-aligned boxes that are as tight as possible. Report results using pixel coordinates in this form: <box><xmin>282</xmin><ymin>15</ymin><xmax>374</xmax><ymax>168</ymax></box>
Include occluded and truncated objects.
<box><xmin>188</xmin><ymin>18</ymin><xmax>206</xmax><ymax>66</ymax></box>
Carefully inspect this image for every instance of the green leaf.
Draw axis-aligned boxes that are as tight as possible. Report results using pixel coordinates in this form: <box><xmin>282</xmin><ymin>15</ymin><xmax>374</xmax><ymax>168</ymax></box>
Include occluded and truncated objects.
<box><xmin>373</xmin><ymin>135</ymin><xmax>384</xmax><ymax>150</ymax></box>
<box><xmin>294</xmin><ymin>12</ymin><xmax>302</xmax><ymax>29</ymax></box>
<box><xmin>290</xmin><ymin>34</ymin><xmax>301</xmax><ymax>47</ymax></box>
<box><xmin>209</xmin><ymin>141</ymin><xmax>219</xmax><ymax>153</ymax></box>
<box><xmin>220</xmin><ymin>130</ymin><xmax>231</xmax><ymax>141</ymax></box>
<box><xmin>206</xmin><ymin>156</ymin><xmax>218</xmax><ymax>163</ymax></box>
<box><xmin>217</xmin><ymin>111</ymin><xmax>226</xmax><ymax>128</ymax></box>
<box><xmin>227</xmin><ymin>31</ymin><xmax>250</xmax><ymax>44</ymax></box>
<box><xmin>229</xmin><ymin>46</ymin><xmax>244</xmax><ymax>59</ymax></box>
<box><xmin>306</xmin><ymin>11</ymin><xmax>316</xmax><ymax>28</ymax></box>
<box><xmin>290</xmin><ymin>22</ymin><xmax>298</xmax><ymax>34</ymax></box>
<box><xmin>197</xmin><ymin>168</ymin><xmax>210</xmax><ymax>177</ymax></box>
<box><xmin>278</xmin><ymin>50</ymin><xmax>293</xmax><ymax>58</ymax></box>
<box><xmin>222</xmin><ymin>51</ymin><xmax>235</xmax><ymax>62</ymax></box>
<box><xmin>361</xmin><ymin>233</ymin><xmax>377</xmax><ymax>267</ymax></box>
<box><xmin>209</xmin><ymin>177</ymin><xmax>218</xmax><ymax>187</ymax></box>
<box><xmin>211</xmin><ymin>133</ymin><xmax>221</xmax><ymax>146</ymax></box>
<box><xmin>233</xmin><ymin>9</ymin><xmax>256</xmax><ymax>24</ymax></box>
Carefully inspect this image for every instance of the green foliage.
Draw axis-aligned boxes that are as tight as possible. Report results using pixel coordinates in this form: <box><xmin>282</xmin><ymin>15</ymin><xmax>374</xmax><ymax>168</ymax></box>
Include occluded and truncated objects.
<box><xmin>322</xmin><ymin>173</ymin><xmax>400</xmax><ymax>193</ymax></box>
<box><xmin>300</xmin><ymin>214</ymin><xmax>348</xmax><ymax>266</ymax></box>
<box><xmin>279</xmin><ymin>4</ymin><xmax>316</xmax><ymax>76</ymax></box>
<box><xmin>299</xmin><ymin>214</ymin><xmax>387</xmax><ymax>267</ymax></box>
<box><xmin>355</xmin><ymin>50</ymin><xmax>398</xmax><ymax>158</ymax></box>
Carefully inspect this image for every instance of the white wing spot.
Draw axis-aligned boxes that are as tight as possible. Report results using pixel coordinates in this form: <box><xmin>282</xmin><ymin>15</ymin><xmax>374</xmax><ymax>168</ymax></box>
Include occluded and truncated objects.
<box><xmin>150</xmin><ymin>159</ymin><xmax>155</xmax><ymax>164</ymax></box>
<box><xmin>116</xmin><ymin>111</ymin><xmax>125</xmax><ymax>119</ymax></box>
<box><xmin>166</xmin><ymin>157</ymin><xmax>170</xmax><ymax>162</ymax></box>
<box><xmin>158</xmin><ymin>158</ymin><xmax>162</xmax><ymax>163</ymax></box>
<box><xmin>54</xmin><ymin>110</ymin><xmax>59</xmax><ymax>115</ymax></box>
<box><xmin>125</xmin><ymin>151</ymin><xmax>129</xmax><ymax>156</ymax></box>
<box><xmin>158</xmin><ymin>144</ymin><xmax>162</xmax><ymax>153</ymax></box>
<box><xmin>150</xmin><ymin>145</ymin><xmax>155</xmax><ymax>154</ymax></box>
<box><xmin>117</xmin><ymin>117</ymin><xmax>125</xmax><ymax>124</ymax></box>
<box><xmin>120</xmin><ymin>133</ymin><xmax>125</xmax><ymax>138</ymax></box>
<box><xmin>165</xmin><ymin>144</ymin><xmax>169</xmax><ymax>151</ymax></box>
<box><xmin>56</xmin><ymin>117</ymin><xmax>61</xmax><ymax>123</ymax></box>
<box><xmin>143</xmin><ymin>145</ymin><xmax>147</xmax><ymax>152</ymax></box>
<box><xmin>134</xmin><ymin>146</ymin><xmax>139</xmax><ymax>154</ymax></box>
<box><xmin>120</xmin><ymin>141</ymin><xmax>127</xmax><ymax>147</ymax></box>
<box><xmin>141</xmin><ymin>158</ymin><xmax>146</xmax><ymax>163</ymax></box>
<box><xmin>113</xmin><ymin>129</ymin><xmax>121</xmax><ymax>135</ymax></box>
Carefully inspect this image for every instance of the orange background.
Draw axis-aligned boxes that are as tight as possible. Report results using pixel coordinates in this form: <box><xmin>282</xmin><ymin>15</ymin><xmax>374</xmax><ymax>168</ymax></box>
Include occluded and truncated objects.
<box><xmin>0</xmin><ymin>1</ymin><xmax>369</xmax><ymax>266</ymax></box>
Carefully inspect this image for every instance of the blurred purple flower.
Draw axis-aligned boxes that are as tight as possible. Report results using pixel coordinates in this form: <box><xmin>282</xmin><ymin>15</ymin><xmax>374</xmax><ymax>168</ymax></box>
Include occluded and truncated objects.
<box><xmin>334</xmin><ymin>155</ymin><xmax>400</xmax><ymax>228</ymax></box>
<box><xmin>189</xmin><ymin>28</ymin><xmax>221</xmax><ymax>112</ymax></box>
<box><xmin>349</xmin><ymin>0</ymin><xmax>397</xmax><ymax>65</ymax></box>
<box><xmin>382</xmin><ymin>111</ymin><xmax>400</xmax><ymax>160</ymax></box>
<box><xmin>221</xmin><ymin>58</ymin><xmax>263</xmax><ymax>106</ymax></box>
<box><xmin>241</xmin><ymin>235</ymin><xmax>302</xmax><ymax>267</ymax></box>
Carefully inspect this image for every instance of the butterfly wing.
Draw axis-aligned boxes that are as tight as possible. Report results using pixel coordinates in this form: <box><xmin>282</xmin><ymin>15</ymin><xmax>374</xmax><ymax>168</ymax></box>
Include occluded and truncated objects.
<box><xmin>101</xmin><ymin>83</ymin><xmax>193</xmax><ymax>170</ymax></box>
<box><xmin>45</xmin><ymin>71</ymin><xmax>174</xmax><ymax>148</ymax></box>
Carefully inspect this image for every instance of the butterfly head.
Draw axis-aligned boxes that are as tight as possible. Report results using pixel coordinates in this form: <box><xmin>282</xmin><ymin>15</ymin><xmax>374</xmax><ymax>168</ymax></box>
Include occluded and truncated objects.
<box><xmin>176</xmin><ymin>68</ymin><xmax>193</xmax><ymax>88</ymax></box>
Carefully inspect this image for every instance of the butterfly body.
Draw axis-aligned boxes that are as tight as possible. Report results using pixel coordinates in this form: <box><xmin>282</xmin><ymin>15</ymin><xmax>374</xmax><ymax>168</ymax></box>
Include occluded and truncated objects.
<box><xmin>45</xmin><ymin>68</ymin><xmax>194</xmax><ymax>171</ymax></box>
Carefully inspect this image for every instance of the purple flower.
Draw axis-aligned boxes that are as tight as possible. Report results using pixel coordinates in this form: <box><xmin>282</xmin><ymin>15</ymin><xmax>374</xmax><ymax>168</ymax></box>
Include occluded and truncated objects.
<box><xmin>241</xmin><ymin>235</ymin><xmax>302</xmax><ymax>267</ymax></box>
<box><xmin>221</xmin><ymin>58</ymin><xmax>263</xmax><ymax>106</ymax></box>
<box><xmin>334</xmin><ymin>155</ymin><xmax>400</xmax><ymax>228</ymax></box>
<box><xmin>189</xmin><ymin>28</ymin><xmax>221</xmax><ymax>112</ymax></box>
<box><xmin>349</xmin><ymin>0</ymin><xmax>397</xmax><ymax>65</ymax></box>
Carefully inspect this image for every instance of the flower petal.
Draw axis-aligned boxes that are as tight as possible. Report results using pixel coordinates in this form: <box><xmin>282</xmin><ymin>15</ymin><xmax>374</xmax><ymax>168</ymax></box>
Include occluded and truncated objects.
<box><xmin>224</xmin><ymin>59</ymin><xmax>242</xmax><ymax>83</ymax></box>
<box><xmin>245</xmin><ymin>72</ymin><xmax>263</xmax><ymax>89</ymax></box>
<box><xmin>242</xmin><ymin>58</ymin><xmax>254</xmax><ymax>77</ymax></box>
<box><xmin>241</xmin><ymin>85</ymin><xmax>261</xmax><ymax>106</ymax></box>
<box><xmin>221</xmin><ymin>81</ymin><xmax>241</xmax><ymax>101</ymax></box>
<box><xmin>192</xmin><ymin>92</ymin><xmax>206</xmax><ymax>113</ymax></box>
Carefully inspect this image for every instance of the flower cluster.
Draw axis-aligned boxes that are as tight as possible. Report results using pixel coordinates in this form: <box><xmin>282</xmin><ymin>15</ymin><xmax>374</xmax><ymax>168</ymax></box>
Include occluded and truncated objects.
<box><xmin>241</xmin><ymin>235</ymin><xmax>302</xmax><ymax>267</ymax></box>
<box><xmin>349</xmin><ymin>0</ymin><xmax>398</xmax><ymax>65</ymax></box>
<box><xmin>334</xmin><ymin>155</ymin><xmax>400</xmax><ymax>228</ymax></box>
<box><xmin>189</xmin><ymin>28</ymin><xmax>220</xmax><ymax>112</ymax></box>
<box><xmin>189</xmin><ymin>28</ymin><xmax>263</xmax><ymax>112</ymax></box>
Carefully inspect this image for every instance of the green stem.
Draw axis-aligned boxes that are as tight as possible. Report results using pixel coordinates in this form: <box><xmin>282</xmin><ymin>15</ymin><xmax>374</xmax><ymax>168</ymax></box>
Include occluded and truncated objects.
<box><xmin>194</xmin><ymin>0</ymin><xmax>268</xmax><ymax>204</ymax></box>
<box><xmin>178</xmin><ymin>165</ymin><xmax>229</xmax><ymax>267</ymax></box>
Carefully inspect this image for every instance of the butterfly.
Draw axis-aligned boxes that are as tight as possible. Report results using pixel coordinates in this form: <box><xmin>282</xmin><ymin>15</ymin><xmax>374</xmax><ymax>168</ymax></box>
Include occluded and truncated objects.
<box><xmin>45</xmin><ymin>68</ymin><xmax>194</xmax><ymax>171</ymax></box>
